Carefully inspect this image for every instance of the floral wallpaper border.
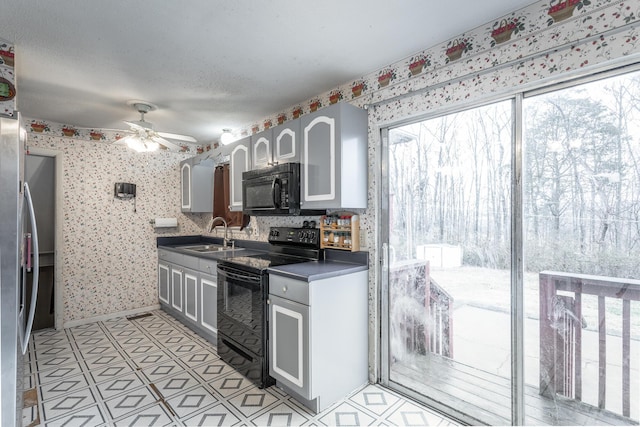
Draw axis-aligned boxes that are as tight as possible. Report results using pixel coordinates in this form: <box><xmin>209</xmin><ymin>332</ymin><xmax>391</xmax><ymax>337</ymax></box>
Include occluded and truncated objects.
<box><xmin>229</xmin><ymin>0</ymin><xmax>638</xmax><ymax>139</ymax></box>
<box><xmin>25</xmin><ymin>118</ymin><xmax>210</xmax><ymax>154</ymax></box>
<box><xmin>0</xmin><ymin>38</ymin><xmax>16</xmax><ymax>117</ymax></box>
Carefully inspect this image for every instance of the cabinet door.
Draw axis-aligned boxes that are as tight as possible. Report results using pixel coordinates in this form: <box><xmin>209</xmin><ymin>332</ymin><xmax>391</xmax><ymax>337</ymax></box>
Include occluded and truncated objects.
<box><xmin>273</xmin><ymin>121</ymin><xmax>300</xmax><ymax>164</ymax></box>
<box><xmin>171</xmin><ymin>267</ymin><xmax>183</xmax><ymax>312</ymax></box>
<box><xmin>269</xmin><ymin>294</ymin><xmax>310</xmax><ymax>398</ymax></box>
<box><xmin>181</xmin><ymin>162</ymin><xmax>191</xmax><ymax>211</ymax></box>
<box><xmin>190</xmin><ymin>161</ymin><xmax>214</xmax><ymax>213</ymax></box>
<box><xmin>229</xmin><ymin>138</ymin><xmax>250</xmax><ymax>211</ymax></box>
<box><xmin>200</xmin><ymin>275</ymin><xmax>217</xmax><ymax>335</ymax></box>
<box><xmin>251</xmin><ymin>130</ymin><xmax>272</xmax><ymax>169</ymax></box>
<box><xmin>158</xmin><ymin>263</ymin><xmax>170</xmax><ymax>305</ymax></box>
<box><xmin>302</xmin><ymin>114</ymin><xmax>336</xmax><ymax>206</ymax></box>
<box><xmin>184</xmin><ymin>271</ymin><xmax>198</xmax><ymax>322</ymax></box>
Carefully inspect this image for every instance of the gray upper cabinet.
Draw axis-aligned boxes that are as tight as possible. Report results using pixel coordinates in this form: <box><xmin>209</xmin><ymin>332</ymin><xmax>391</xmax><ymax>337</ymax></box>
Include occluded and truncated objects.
<box><xmin>273</xmin><ymin>120</ymin><xmax>300</xmax><ymax>165</ymax></box>
<box><xmin>180</xmin><ymin>157</ymin><xmax>214</xmax><ymax>213</ymax></box>
<box><xmin>181</xmin><ymin>161</ymin><xmax>191</xmax><ymax>210</ymax></box>
<box><xmin>251</xmin><ymin>121</ymin><xmax>300</xmax><ymax>169</ymax></box>
<box><xmin>251</xmin><ymin>129</ymin><xmax>273</xmax><ymax>169</ymax></box>
<box><xmin>223</xmin><ymin>136</ymin><xmax>251</xmax><ymax>211</ymax></box>
<box><xmin>300</xmin><ymin>103</ymin><xmax>368</xmax><ymax>210</ymax></box>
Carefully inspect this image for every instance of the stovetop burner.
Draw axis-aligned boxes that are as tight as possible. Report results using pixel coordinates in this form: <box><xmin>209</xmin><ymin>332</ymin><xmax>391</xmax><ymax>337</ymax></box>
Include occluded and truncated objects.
<box><xmin>220</xmin><ymin>226</ymin><xmax>322</xmax><ymax>273</ymax></box>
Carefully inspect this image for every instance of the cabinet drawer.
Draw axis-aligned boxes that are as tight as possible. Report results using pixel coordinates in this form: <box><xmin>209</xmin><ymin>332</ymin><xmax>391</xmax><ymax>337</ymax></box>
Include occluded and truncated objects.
<box><xmin>199</xmin><ymin>258</ymin><xmax>217</xmax><ymax>277</ymax></box>
<box><xmin>158</xmin><ymin>249</ymin><xmax>184</xmax><ymax>265</ymax></box>
<box><xmin>269</xmin><ymin>274</ymin><xmax>309</xmax><ymax>305</ymax></box>
<box><xmin>181</xmin><ymin>254</ymin><xmax>200</xmax><ymax>271</ymax></box>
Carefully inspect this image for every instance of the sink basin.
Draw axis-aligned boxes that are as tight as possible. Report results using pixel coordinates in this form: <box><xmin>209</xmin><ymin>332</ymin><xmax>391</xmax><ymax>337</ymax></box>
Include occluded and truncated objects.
<box><xmin>179</xmin><ymin>244</ymin><xmax>242</xmax><ymax>253</ymax></box>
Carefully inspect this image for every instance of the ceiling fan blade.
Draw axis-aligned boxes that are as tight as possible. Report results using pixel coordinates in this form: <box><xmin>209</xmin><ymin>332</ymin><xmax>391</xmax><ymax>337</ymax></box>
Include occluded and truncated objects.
<box><xmin>157</xmin><ymin>131</ymin><xmax>197</xmax><ymax>144</ymax></box>
<box><xmin>152</xmin><ymin>135</ymin><xmax>182</xmax><ymax>151</ymax></box>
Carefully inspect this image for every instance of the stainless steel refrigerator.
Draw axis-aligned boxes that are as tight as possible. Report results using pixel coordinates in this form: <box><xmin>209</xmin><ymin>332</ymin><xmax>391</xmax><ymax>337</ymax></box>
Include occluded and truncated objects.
<box><xmin>0</xmin><ymin>114</ymin><xmax>40</xmax><ymax>427</ymax></box>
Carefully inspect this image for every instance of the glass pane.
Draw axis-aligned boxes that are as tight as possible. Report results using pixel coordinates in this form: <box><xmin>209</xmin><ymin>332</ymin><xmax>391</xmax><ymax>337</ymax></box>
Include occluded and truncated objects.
<box><xmin>523</xmin><ymin>72</ymin><xmax>640</xmax><ymax>424</ymax></box>
<box><xmin>387</xmin><ymin>100</ymin><xmax>513</xmax><ymax>424</ymax></box>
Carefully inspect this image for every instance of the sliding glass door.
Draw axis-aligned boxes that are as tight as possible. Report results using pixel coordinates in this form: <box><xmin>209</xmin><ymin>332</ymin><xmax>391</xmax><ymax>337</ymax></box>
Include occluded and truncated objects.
<box><xmin>382</xmin><ymin>67</ymin><xmax>640</xmax><ymax>425</ymax></box>
<box><xmin>384</xmin><ymin>100</ymin><xmax>514</xmax><ymax>425</ymax></box>
<box><xmin>523</xmin><ymin>71</ymin><xmax>640</xmax><ymax>424</ymax></box>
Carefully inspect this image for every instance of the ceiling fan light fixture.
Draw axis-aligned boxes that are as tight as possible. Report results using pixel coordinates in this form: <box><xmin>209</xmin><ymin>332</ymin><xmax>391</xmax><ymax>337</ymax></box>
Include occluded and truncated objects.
<box><xmin>220</xmin><ymin>129</ymin><xmax>234</xmax><ymax>145</ymax></box>
<box><xmin>146</xmin><ymin>140</ymin><xmax>160</xmax><ymax>152</ymax></box>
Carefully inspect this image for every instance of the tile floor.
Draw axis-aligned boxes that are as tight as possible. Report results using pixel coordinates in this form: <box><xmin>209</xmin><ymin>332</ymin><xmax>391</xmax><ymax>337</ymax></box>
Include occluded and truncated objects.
<box><xmin>23</xmin><ymin>310</ymin><xmax>458</xmax><ymax>426</ymax></box>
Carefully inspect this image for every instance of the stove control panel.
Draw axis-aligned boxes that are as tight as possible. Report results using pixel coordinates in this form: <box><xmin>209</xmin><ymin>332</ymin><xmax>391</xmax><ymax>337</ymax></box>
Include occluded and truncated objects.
<box><xmin>269</xmin><ymin>227</ymin><xmax>320</xmax><ymax>247</ymax></box>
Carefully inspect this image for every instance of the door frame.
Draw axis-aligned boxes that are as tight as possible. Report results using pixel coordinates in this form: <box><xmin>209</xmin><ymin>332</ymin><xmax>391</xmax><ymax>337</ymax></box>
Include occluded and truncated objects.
<box><xmin>377</xmin><ymin>93</ymin><xmax>523</xmax><ymax>425</ymax></box>
<box><xmin>26</xmin><ymin>147</ymin><xmax>64</xmax><ymax>330</ymax></box>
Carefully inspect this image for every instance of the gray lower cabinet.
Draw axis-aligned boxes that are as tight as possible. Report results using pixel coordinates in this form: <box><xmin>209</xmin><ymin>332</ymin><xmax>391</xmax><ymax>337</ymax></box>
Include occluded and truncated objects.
<box><xmin>200</xmin><ymin>273</ymin><xmax>217</xmax><ymax>336</ymax></box>
<box><xmin>269</xmin><ymin>294</ymin><xmax>310</xmax><ymax>397</ymax></box>
<box><xmin>268</xmin><ymin>270</ymin><xmax>368</xmax><ymax>413</ymax></box>
<box><xmin>157</xmin><ymin>248</ymin><xmax>217</xmax><ymax>345</ymax></box>
<box><xmin>158</xmin><ymin>263</ymin><xmax>170</xmax><ymax>305</ymax></box>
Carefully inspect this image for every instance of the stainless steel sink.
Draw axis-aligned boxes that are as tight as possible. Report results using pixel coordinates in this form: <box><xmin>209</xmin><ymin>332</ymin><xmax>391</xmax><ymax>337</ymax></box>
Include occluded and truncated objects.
<box><xmin>179</xmin><ymin>244</ymin><xmax>242</xmax><ymax>253</ymax></box>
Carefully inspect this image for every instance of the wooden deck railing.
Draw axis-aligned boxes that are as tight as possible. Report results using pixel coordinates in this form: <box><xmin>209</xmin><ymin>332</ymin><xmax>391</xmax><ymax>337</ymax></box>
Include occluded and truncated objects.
<box><xmin>539</xmin><ymin>271</ymin><xmax>640</xmax><ymax>419</ymax></box>
<box><xmin>390</xmin><ymin>260</ymin><xmax>454</xmax><ymax>359</ymax></box>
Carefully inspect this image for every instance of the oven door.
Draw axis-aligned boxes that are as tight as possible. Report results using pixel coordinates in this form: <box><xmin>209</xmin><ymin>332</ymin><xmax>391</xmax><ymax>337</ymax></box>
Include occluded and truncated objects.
<box><xmin>216</xmin><ymin>263</ymin><xmax>265</xmax><ymax>355</ymax></box>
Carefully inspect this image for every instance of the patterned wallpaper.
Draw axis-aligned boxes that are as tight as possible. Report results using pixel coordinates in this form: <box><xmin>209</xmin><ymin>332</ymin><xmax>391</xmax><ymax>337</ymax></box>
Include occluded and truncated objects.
<box><xmin>26</xmin><ymin>132</ymin><xmax>206</xmax><ymax>325</ymax></box>
<box><xmin>25</xmin><ymin>0</ymin><xmax>640</xmax><ymax>348</ymax></box>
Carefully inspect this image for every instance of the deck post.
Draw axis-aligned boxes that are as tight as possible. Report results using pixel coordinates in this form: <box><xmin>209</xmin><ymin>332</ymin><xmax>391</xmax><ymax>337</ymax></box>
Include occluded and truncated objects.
<box><xmin>539</xmin><ymin>273</ymin><xmax>555</xmax><ymax>397</ymax></box>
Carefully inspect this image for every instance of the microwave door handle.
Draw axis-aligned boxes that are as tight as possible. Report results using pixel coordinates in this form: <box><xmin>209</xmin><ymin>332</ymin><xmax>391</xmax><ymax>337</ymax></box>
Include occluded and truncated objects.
<box><xmin>271</xmin><ymin>177</ymin><xmax>281</xmax><ymax>208</ymax></box>
<box><xmin>22</xmin><ymin>182</ymin><xmax>39</xmax><ymax>355</ymax></box>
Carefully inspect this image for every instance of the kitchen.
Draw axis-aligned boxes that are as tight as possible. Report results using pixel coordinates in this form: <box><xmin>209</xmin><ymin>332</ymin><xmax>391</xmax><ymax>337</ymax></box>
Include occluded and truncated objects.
<box><xmin>2</xmin><ymin>0</ymin><xmax>640</xmax><ymax>426</ymax></box>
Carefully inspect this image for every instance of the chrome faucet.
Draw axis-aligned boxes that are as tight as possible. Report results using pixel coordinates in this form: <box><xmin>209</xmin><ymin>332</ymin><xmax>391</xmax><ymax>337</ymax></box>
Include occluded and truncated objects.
<box><xmin>209</xmin><ymin>216</ymin><xmax>230</xmax><ymax>247</ymax></box>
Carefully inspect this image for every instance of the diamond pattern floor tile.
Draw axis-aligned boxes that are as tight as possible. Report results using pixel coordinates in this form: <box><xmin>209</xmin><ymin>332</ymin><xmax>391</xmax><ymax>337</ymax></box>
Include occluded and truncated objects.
<box><xmin>181</xmin><ymin>401</ymin><xmax>242</xmax><ymax>427</ymax></box>
<box><xmin>43</xmin><ymin>403</ymin><xmax>105</xmax><ymax>427</ymax></box>
<box><xmin>96</xmin><ymin>371</ymin><xmax>146</xmax><ymax>400</ymax></box>
<box><xmin>112</xmin><ymin>402</ymin><xmax>174</xmax><ymax>427</ymax></box>
<box><xmin>347</xmin><ymin>384</ymin><xmax>401</xmax><ymax>416</ymax></box>
<box><xmin>251</xmin><ymin>401</ymin><xmax>312</xmax><ymax>427</ymax></box>
<box><xmin>39</xmin><ymin>374</ymin><xmax>90</xmax><ymax>402</ymax></box>
<box><xmin>89</xmin><ymin>360</ymin><xmax>136</xmax><ymax>385</ymax></box>
<box><xmin>103</xmin><ymin>386</ymin><xmax>159</xmax><ymax>420</ymax></box>
<box><xmin>28</xmin><ymin>310</ymin><xmax>459</xmax><ymax>427</ymax></box>
<box><xmin>41</xmin><ymin>388</ymin><xmax>97</xmax><ymax>422</ymax></box>
<box><xmin>165</xmin><ymin>385</ymin><xmax>219</xmax><ymax>419</ymax></box>
<box><xmin>227</xmin><ymin>385</ymin><xmax>280</xmax><ymax>417</ymax></box>
<box><xmin>153</xmin><ymin>371</ymin><xmax>201</xmax><ymax>399</ymax></box>
<box><xmin>141</xmin><ymin>360</ymin><xmax>186</xmax><ymax>383</ymax></box>
<box><xmin>37</xmin><ymin>362</ymin><xmax>85</xmax><ymax>385</ymax></box>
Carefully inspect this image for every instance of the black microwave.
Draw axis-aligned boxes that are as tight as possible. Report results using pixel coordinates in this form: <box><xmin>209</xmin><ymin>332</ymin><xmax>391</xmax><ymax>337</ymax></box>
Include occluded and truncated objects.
<box><xmin>242</xmin><ymin>162</ymin><xmax>301</xmax><ymax>215</ymax></box>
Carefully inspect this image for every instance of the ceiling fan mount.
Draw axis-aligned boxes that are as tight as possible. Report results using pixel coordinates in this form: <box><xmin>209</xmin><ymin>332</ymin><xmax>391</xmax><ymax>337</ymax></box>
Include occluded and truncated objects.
<box><xmin>120</xmin><ymin>100</ymin><xmax>197</xmax><ymax>152</ymax></box>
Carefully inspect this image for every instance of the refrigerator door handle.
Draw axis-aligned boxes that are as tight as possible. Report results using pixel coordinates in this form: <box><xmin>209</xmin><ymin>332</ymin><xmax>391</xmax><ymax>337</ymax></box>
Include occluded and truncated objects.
<box><xmin>21</xmin><ymin>182</ymin><xmax>39</xmax><ymax>355</ymax></box>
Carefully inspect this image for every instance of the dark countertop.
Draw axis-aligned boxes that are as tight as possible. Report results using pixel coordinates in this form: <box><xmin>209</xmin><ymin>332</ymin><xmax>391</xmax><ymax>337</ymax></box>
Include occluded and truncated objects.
<box><xmin>157</xmin><ymin>235</ymin><xmax>270</xmax><ymax>260</ymax></box>
<box><xmin>157</xmin><ymin>236</ymin><xmax>369</xmax><ymax>277</ymax></box>
<box><xmin>268</xmin><ymin>260</ymin><xmax>368</xmax><ymax>282</ymax></box>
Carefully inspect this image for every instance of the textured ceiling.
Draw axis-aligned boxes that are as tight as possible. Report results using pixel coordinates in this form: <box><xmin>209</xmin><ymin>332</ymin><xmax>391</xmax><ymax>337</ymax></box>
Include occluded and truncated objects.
<box><xmin>0</xmin><ymin>0</ymin><xmax>536</xmax><ymax>145</ymax></box>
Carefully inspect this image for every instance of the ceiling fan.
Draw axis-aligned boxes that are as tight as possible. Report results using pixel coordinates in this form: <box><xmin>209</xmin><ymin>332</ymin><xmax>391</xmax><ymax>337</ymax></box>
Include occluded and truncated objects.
<box><xmin>119</xmin><ymin>100</ymin><xmax>197</xmax><ymax>152</ymax></box>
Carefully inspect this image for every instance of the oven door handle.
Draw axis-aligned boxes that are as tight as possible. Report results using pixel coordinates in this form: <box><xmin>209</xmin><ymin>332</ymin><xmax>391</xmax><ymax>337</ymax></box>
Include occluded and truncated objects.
<box><xmin>217</xmin><ymin>268</ymin><xmax>261</xmax><ymax>284</ymax></box>
<box><xmin>271</xmin><ymin>177</ymin><xmax>281</xmax><ymax>209</ymax></box>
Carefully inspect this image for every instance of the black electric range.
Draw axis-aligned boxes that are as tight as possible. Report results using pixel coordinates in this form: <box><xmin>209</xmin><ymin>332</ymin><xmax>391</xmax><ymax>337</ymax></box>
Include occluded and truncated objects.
<box><xmin>216</xmin><ymin>227</ymin><xmax>321</xmax><ymax>388</ymax></box>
